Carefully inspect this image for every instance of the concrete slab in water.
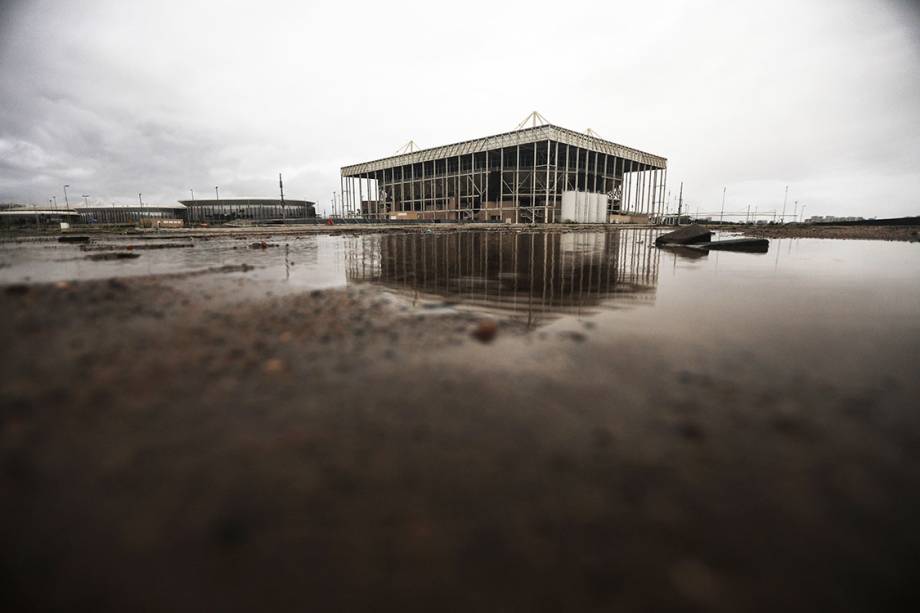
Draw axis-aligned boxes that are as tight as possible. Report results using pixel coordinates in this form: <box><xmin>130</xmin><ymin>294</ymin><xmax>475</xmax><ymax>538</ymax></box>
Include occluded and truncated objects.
<box><xmin>655</xmin><ymin>224</ymin><xmax>712</xmax><ymax>245</ymax></box>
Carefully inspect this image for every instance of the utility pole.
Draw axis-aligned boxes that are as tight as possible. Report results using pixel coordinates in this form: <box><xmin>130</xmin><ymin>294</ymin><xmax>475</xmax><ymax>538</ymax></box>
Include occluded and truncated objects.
<box><xmin>720</xmin><ymin>186</ymin><xmax>726</xmax><ymax>225</ymax></box>
<box><xmin>675</xmin><ymin>181</ymin><xmax>683</xmax><ymax>226</ymax></box>
<box><xmin>279</xmin><ymin>173</ymin><xmax>286</xmax><ymax>224</ymax></box>
<box><xmin>780</xmin><ymin>185</ymin><xmax>788</xmax><ymax>223</ymax></box>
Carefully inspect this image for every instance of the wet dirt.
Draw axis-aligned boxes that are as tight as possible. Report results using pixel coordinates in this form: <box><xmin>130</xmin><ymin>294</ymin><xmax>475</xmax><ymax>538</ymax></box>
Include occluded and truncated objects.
<box><xmin>1</xmin><ymin>228</ymin><xmax>919</xmax><ymax>612</ymax></box>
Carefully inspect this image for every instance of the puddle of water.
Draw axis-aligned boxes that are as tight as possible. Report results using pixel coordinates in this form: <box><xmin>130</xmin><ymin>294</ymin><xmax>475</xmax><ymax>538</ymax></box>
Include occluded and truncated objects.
<box><xmin>3</xmin><ymin>230</ymin><xmax>918</xmax><ymax>370</ymax></box>
<box><xmin>342</xmin><ymin>229</ymin><xmax>662</xmax><ymax>327</ymax></box>
<box><xmin>0</xmin><ymin>235</ymin><xmax>348</xmax><ymax>290</ymax></box>
<box><xmin>338</xmin><ymin>229</ymin><xmax>920</xmax><ymax>385</ymax></box>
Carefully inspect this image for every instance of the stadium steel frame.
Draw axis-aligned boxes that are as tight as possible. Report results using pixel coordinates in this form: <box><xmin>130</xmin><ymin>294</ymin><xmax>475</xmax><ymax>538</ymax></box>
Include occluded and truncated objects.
<box><xmin>340</xmin><ymin>124</ymin><xmax>667</xmax><ymax>223</ymax></box>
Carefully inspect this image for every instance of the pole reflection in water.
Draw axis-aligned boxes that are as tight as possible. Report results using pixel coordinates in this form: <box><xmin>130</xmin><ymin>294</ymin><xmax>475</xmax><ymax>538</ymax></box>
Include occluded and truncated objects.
<box><xmin>345</xmin><ymin>229</ymin><xmax>661</xmax><ymax>328</ymax></box>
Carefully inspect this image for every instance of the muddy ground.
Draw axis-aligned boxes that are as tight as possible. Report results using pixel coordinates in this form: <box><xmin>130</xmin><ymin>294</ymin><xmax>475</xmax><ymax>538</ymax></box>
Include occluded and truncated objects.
<box><xmin>709</xmin><ymin>223</ymin><xmax>920</xmax><ymax>241</ymax></box>
<box><xmin>1</xmin><ymin>248</ymin><xmax>919</xmax><ymax>612</ymax></box>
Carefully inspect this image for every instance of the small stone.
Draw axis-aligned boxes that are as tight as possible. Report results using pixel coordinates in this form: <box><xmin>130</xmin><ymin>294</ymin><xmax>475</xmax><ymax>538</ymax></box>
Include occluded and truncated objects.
<box><xmin>471</xmin><ymin>319</ymin><xmax>498</xmax><ymax>343</ymax></box>
<box><xmin>263</xmin><ymin>358</ymin><xmax>285</xmax><ymax>373</ymax></box>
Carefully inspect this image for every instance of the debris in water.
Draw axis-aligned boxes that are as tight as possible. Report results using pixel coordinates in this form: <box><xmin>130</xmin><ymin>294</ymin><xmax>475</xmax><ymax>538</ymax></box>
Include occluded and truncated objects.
<box><xmin>80</xmin><ymin>243</ymin><xmax>194</xmax><ymax>251</ymax></box>
<box><xmin>58</xmin><ymin>235</ymin><xmax>90</xmax><ymax>243</ymax></box>
<box><xmin>688</xmin><ymin>238</ymin><xmax>769</xmax><ymax>253</ymax></box>
<box><xmin>471</xmin><ymin>319</ymin><xmax>498</xmax><ymax>343</ymax></box>
<box><xmin>655</xmin><ymin>225</ymin><xmax>712</xmax><ymax>246</ymax></box>
<box><xmin>86</xmin><ymin>252</ymin><xmax>141</xmax><ymax>261</ymax></box>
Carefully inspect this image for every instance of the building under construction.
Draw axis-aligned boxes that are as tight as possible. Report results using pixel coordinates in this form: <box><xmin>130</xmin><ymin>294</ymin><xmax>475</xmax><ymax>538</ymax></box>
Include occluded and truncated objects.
<box><xmin>340</xmin><ymin>118</ymin><xmax>667</xmax><ymax>223</ymax></box>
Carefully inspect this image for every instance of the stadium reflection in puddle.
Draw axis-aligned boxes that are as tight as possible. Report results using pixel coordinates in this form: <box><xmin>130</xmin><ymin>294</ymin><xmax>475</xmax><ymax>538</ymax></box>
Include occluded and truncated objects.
<box><xmin>344</xmin><ymin>229</ymin><xmax>661</xmax><ymax>327</ymax></box>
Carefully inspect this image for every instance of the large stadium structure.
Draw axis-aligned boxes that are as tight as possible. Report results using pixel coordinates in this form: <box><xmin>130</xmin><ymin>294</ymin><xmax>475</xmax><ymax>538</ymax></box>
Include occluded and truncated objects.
<box><xmin>340</xmin><ymin>117</ymin><xmax>667</xmax><ymax>223</ymax></box>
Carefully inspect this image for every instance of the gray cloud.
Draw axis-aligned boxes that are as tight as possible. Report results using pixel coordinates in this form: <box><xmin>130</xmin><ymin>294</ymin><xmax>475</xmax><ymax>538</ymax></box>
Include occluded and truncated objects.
<box><xmin>1</xmin><ymin>0</ymin><xmax>918</xmax><ymax>218</ymax></box>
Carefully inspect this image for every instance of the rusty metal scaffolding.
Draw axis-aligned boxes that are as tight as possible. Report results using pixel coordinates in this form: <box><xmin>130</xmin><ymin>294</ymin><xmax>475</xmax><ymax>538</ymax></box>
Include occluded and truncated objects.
<box><xmin>340</xmin><ymin>124</ymin><xmax>667</xmax><ymax>223</ymax></box>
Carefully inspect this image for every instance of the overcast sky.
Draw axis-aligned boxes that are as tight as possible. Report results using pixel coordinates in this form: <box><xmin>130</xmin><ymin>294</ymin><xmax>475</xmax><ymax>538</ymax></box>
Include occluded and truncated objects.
<box><xmin>1</xmin><ymin>0</ymin><xmax>918</xmax><ymax>218</ymax></box>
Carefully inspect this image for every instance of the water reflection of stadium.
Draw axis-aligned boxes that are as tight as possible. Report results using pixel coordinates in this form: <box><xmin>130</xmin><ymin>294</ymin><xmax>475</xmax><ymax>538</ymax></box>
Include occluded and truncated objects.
<box><xmin>345</xmin><ymin>229</ymin><xmax>661</xmax><ymax>327</ymax></box>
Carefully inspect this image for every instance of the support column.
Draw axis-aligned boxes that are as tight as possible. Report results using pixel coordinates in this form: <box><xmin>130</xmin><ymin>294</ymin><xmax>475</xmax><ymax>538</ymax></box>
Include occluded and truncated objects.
<box><xmin>485</xmin><ymin>150</ymin><xmax>490</xmax><ymax>219</ymax></box>
<box><xmin>564</xmin><ymin>144</ymin><xmax>570</xmax><ymax>193</ymax></box>
<box><xmin>411</xmin><ymin>162</ymin><xmax>416</xmax><ymax>212</ymax></box>
<box><xmin>553</xmin><ymin>141</ymin><xmax>559</xmax><ymax>223</ymax></box>
<box><xmin>602</xmin><ymin>154</ymin><xmax>608</xmax><ymax>220</ymax></box>
<box><xmin>531</xmin><ymin>141</ymin><xmax>537</xmax><ymax>225</ymax></box>
<box><xmin>499</xmin><ymin>147</ymin><xmax>504</xmax><ymax>217</ymax></box>
<box><xmin>574</xmin><ymin>148</ymin><xmax>580</xmax><ymax>192</ymax></box>
<box><xmin>515</xmin><ymin>145</ymin><xmax>520</xmax><ymax>224</ymax></box>
<box><xmin>471</xmin><ymin>152</ymin><xmax>476</xmax><ymax>217</ymax></box>
<box><xmin>624</xmin><ymin>161</ymin><xmax>631</xmax><ymax>213</ymax></box>
<box><xmin>593</xmin><ymin>151</ymin><xmax>599</xmax><ymax>194</ymax></box>
<box><xmin>545</xmin><ymin>139</ymin><xmax>550</xmax><ymax>224</ymax></box>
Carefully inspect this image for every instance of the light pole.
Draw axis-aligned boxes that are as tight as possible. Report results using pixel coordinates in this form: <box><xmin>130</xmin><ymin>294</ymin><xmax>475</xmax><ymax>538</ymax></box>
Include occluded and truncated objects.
<box><xmin>278</xmin><ymin>173</ymin><xmax>286</xmax><ymax>224</ymax></box>
<box><xmin>82</xmin><ymin>194</ymin><xmax>89</xmax><ymax>207</ymax></box>
<box><xmin>780</xmin><ymin>185</ymin><xmax>788</xmax><ymax>223</ymax></box>
<box><xmin>720</xmin><ymin>186</ymin><xmax>726</xmax><ymax>225</ymax></box>
<box><xmin>52</xmin><ymin>195</ymin><xmax>57</xmax><ymax>211</ymax></box>
<box><xmin>800</xmin><ymin>203</ymin><xmax>806</xmax><ymax>223</ymax></box>
<box><xmin>63</xmin><ymin>184</ymin><xmax>70</xmax><ymax>210</ymax></box>
<box><xmin>675</xmin><ymin>182</ymin><xmax>683</xmax><ymax>226</ymax></box>
<box><xmin>215</xmin><ymin>186</ymin><xmax>220</xmax><ymax>218</ymax></box>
